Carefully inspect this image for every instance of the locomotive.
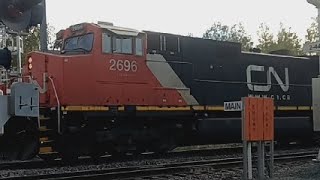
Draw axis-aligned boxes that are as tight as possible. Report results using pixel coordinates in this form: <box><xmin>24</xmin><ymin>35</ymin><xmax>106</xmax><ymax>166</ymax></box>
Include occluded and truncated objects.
<box><xmin>0</xmin><ymin>21</ymin><xmax>318</xmax><ymax>161</ymax></box>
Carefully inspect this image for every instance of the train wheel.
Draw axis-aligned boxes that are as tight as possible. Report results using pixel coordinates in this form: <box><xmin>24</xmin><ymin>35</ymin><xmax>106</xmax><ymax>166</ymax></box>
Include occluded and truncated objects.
<box><xmin>89</xmin><ymin>147</ymin><xmax>105</xmax><ymax>160</ymax></box>
<box><xmin>1</xmin><ymin>117</ymin><xmax>39</xmax><ymax>161</ymax></box>
<box><xmin>59</xmin><ymin>142</ymin><xmax>79</xmax><ymax>163</ymax></box>
<box><xmin>152</xmin><ymin>136</ymin><xmax>176</xmax><ymax>154</ymax></box>
<box><xmin>313</xmin><ymin>132</ymin><xmax>320</xmax><ymax>146</ymax></box>
<box><xmin>58</xmin><ymin>140</ymin><xmax>80</xmax><ymax>163</ymax></box>
<box><xmin>18</xmin><ymin>130</ymin><xmax>39</xmax><ymax>160</ymax></box>
<box><xmin>57</xmin><ymin>126</ymin><xmax>85</xmax><ymax>163</ymax></box>
<box><xmin>109</xmin><ymin>146</ymin><xmax>127</xmax><ymax>158</ymax></box>
<box><xmin>38</xmin><ymin>153</ymin><xmax>57</xmax><ymax>162</ymax></box>
<box><xmin>0</xmin><ymin>142</ymin><xmax>19</xmax><ymax>160</ymax></box>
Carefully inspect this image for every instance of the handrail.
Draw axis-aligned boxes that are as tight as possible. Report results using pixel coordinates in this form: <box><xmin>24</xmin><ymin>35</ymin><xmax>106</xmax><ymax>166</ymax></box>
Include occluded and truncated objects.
<box><xmin>48</xmin><ymin>76</ymin><xmax>61</xmax><ymax>134</ymax></box>
<box><xmin>29</xmin><ymin>73</ymin><xmax>47</xmax><ymax>94</ymax></box>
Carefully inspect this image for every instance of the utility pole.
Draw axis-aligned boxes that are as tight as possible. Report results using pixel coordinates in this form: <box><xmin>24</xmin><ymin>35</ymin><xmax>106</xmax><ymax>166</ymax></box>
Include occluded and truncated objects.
<box><xmin>307</xmin><ymin>0</ymin><xmax>320</xmax><ymax>37</ymax></box>
<box><xmin>40</xmin><ymin>0</ymin><xmax>47</xmax><ymax>52</ymax></box>
<box><xmin>304</xmin><ymin>0</ymin><xmax>320</xmax><ymax>74</ymax></box>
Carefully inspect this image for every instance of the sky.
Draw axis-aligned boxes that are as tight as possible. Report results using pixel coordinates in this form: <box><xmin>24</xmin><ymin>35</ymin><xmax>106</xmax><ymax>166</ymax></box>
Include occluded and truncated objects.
<box><xmin>46</xmin><ymin>0</ymin><xmax>317</xmax><ymax>45</ymax></box>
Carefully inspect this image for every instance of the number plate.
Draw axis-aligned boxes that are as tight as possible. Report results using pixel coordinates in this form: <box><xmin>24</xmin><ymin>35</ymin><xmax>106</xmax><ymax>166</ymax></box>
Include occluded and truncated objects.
<box><xmin>109</xmin><ymin>59</ymin><xmax>138</xmax><ymax>72</ymax></box>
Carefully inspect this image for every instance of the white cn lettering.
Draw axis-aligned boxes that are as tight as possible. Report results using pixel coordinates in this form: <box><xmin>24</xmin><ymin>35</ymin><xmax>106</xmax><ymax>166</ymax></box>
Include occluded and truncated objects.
<box><xmin>246</xmin><ymin>65</ymin><xmax>289</xmax><ymax>92</ymax></box>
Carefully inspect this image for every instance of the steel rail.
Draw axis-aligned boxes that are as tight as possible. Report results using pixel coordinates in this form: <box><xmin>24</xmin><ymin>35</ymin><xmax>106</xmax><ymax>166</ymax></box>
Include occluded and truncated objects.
<box><xmin>1</xmin><ymin>151</ymin><xmax>317</xmax><ymax>180</ymax></box>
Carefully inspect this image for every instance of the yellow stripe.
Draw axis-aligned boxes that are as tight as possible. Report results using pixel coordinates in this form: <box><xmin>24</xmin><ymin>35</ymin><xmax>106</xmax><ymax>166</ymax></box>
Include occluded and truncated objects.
<box><xmin>311</xmin><ymin>106</ymin><xmax>314</xmax><ymax>110</ymax></box>
<box><xmin>118</xmin><ymin>106</ymin><xmax>125</xmax><ymax>111</ymax></box>
<box><xmin>62</xmin><ymin>106</ymin><xmax>109</xmax><ymax>111</ymax></box>
<box><xmin>193</xmin><ymin>106</ymin><xmax>205</xmax><ymax>111</ymax></box>
<box><xmin>136</xmin><ymin>106</ymin><xmax>191</xmax><ymax>111</ymax></box>
<box><xmin>61</xmin><ymin>105</ymin><xmax>311</xmax><ymax>112</ymax></box>
<box><xmin>277</xmin><ymin>106</ymin><xmax>297</xmax><ymax>111</ymax></box>
<box><xmin>206</xmin><ymin>106</ymin><xmax>224</xmax><ymax>111</ymax></box>
<box><xmin>297</xmin><ymin>106</ymin><xmax>311</xmax><ymax>111</ymax></box>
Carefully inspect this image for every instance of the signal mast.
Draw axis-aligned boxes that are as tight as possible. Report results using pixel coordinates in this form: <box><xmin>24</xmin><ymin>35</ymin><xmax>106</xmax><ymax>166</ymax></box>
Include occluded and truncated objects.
<box><xmin>307</xmin><ymin>0</ymin><xmax>320</xmax><ymax>36</ymax></box>
<box><xmin>0</xmin><ymin>0</ymin><xmax>45</xmax><ymax>81</ymax></box>
<box><xmin>306</xmin><ymin>0</ymin><xmax>320</xmax><ymax>162</ymax></box>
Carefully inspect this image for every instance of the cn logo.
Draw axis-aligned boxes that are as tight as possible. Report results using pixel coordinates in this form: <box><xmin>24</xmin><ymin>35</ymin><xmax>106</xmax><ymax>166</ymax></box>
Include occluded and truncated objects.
<box><xmin>246</xmin><ymin>65</ymin><xmax>289</xmax><ymax>92</ymax></box>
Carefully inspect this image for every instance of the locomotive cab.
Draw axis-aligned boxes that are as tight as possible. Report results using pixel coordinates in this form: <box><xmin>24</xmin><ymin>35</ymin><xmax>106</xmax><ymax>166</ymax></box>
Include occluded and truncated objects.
<box><xmin>28</xmin><ymin>22</ymin><xmax>151</xmax><ymax>107</ymax></box>
<box><xmin>61</xmin><ymin>22</ymin><xmax>145</xmax><ymax>57</ymax></box>
<box><xmin>60</xmin><ymin>22</ymin><xmax>148</xmax><ymax>106</ymax></box>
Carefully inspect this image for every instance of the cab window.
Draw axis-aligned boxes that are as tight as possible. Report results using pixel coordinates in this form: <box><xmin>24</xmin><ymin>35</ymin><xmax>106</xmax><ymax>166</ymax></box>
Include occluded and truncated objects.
<box><xmin>102</xmin><ymin>34</ymin><xmax>112</xmax><ymax>53</ymax></box>
<box><xmin>113</xmin><ymin>37</ymin><xmax>132</xmax><ymax>54</ymax></box>
<box><xmin>136</xmin><ymin>38</ymin><xmax>143</xmax><ymax>56</ymax></box>
<box><xmin>102</xmin><ymin>33</ymin><xmax>143</xmax><ymax>56</ymax></box>
<box><xmin>63</xmin><ymin>33</ymin><xmax>94</xmax><ymax>53</ymax></box>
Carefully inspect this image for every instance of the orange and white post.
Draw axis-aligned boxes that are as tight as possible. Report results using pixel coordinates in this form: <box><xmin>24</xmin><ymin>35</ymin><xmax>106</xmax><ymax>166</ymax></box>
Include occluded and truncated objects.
<box><xmin>242</xmin><ymin>97</ymin><xmax>274</xmax><ymax>180</ymax></box>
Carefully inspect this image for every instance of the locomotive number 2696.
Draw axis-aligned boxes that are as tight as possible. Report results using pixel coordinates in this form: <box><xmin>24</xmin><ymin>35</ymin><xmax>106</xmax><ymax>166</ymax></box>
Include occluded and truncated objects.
<box><xmin>109</xmin><ymin>59</ymin><xmax>138</xmax><ymax>72</ymax></box>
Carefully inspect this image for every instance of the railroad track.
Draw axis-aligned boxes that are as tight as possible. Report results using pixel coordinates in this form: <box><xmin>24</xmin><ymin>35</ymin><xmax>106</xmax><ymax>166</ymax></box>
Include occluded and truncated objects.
<box><xmin>0</xmin><ymin>143</ymin><xmax>308</xmax><ymax>171</ymax></box>
<box><xmin>1</xmin><ymin>150</ymin><xmax>317</xmax><ymax>180</ymax></box>
<box><xmin>0</xmin><ymin>145</ymin><xmax>245</xmax><ymax>171</ymax></box>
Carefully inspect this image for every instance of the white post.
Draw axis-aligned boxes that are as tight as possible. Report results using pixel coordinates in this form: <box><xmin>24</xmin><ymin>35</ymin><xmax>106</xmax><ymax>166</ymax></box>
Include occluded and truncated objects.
<box><xmin>247</xmin><ymin>142</ymin><xmax>253</xmax><ymax>180</ymax></box>
<box><xmin>16</xmin><ymin>35</ymin><xmax>22</xmax><ymax>81</ymax></box>
<box><xmin>318</xmin><ymin>8</ymin><xmax>320</xmax><ymax>39</ymax></box>
<box><xmin>16</xmin><ymin>35</ymin><xmax>21</xmax><ymax>71</ymax></box>
<box><xmin>318</xmin><ymin>8</ymin><xmax>320</xmax><ymax>74</ymax></box>
<box><xmin>319</xmin><ymin>56</ymin><xmax>320</xmax><ymax>75</ymax></box>
<box><xmin>243</xmin><ymin>141</ymin><xmax>253</xmax><ymax>180</ymax></box>
<box><xmin>258</xmin><ymin>141</ymin><xmax>265</xmax><ymax>179</ymax></box>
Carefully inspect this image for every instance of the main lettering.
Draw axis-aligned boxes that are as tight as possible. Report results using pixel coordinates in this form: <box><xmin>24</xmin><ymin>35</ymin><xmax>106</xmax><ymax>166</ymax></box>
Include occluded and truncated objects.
<box><xmin>224</xmin><ymin>101</ymin><xmax>243</xmax><ymax>112</ymax></box>
<box><xmin>246</xmin><ymin>65</ymin><xmax>289</xmax><ymax>92</ymax></box>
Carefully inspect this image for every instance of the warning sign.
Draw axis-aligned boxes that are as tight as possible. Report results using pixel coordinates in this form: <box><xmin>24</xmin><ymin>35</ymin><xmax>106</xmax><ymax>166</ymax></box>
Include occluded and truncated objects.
<box><xmin>242</xmin><ymin>97</ymin><xmax>274</xmax><ymax>141</ymax></box>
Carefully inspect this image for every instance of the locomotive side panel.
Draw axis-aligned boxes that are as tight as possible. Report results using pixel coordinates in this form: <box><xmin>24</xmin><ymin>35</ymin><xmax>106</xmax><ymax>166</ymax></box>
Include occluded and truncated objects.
<box><xmin>241</xmin><ymin>53</ymin><xmax>317</xmax><ymax>106</ymax></box>
<box><xmin>192</xmin><ymin>53</ymin><xmax>318</xmax><ymax>106</ymax></box>
<box><xmin>180</xmin><ymin>36</ymin><xmax>242</xmax><ymax>105</ymax></box>
<box><xmin>146</xmin><ymin>31</ymin><xmax>319</xmax><ymax>107</ymax></box>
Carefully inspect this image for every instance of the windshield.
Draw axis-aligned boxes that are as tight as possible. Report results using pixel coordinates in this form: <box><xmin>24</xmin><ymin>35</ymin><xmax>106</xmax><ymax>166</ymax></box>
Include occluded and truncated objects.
<box><xmin>63</xmin><ymin>33</ymin><xmax>94</xmax><ymax>52</ymax></box>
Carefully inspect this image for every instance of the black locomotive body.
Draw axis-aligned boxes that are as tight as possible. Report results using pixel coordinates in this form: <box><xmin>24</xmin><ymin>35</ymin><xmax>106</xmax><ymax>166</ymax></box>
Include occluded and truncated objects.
<box><xmin>146</xmin><ymin>31</ymin><xmax>318</xmax><ymax>106</ymax></box>
<box><xmin>146</xmin><ymin>31</ymin><xmax>318</xmax><ymax>144</ymax></box>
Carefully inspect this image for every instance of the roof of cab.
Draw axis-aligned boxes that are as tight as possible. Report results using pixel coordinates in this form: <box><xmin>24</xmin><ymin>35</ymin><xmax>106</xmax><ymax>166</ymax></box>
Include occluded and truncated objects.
<box><xmin>97</xmin><ymin>21</ymin><xmax>140</xmax><ymax>36</ymax></box>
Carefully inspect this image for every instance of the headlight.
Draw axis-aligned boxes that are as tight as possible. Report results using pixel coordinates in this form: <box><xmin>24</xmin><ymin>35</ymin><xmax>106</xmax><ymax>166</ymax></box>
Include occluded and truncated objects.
<box><xmin>28</xmin><ymin>57</ymin><xmax>33</xmax><ymax>64</ymax></box>
<box><xmin>28</xmin><ymin>57</ymin><xmax>33</xmax><ymax>70</ymax></box>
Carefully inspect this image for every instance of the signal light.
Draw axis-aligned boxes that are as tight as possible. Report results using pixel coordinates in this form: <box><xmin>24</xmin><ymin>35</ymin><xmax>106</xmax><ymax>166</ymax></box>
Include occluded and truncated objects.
<box><xmin>0</xmin><ymin>0</ymin><xmax>44</xmax><ymax>31</ymax></box>
<box><xmin>27</xmin><ymin>56</ymin><xmax>32</xmax><ymax>70</ymax></box>
<box><xmin>28</xmin><ymin>63</ymin><xmax>32</xmax><ymax>70</ymax></box>
<box><xmin>0</xmin><ymin>47</ymin><xmax>12</xmax><ymax>69</ymax></box>
<box><xmin>28</xmin><ymin>57</ymin><xmax>32</xmax><ymax>63</ymax></box>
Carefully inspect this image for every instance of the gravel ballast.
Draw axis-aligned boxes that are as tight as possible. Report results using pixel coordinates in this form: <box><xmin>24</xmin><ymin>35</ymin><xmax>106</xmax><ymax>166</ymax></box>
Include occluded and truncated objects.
<box><xmin>150</xmin><ymin>160</ymin><xmax>320</xmax><ymax>180</ymax></box>
<box><xmin>0</xmin><ymin>147</ymin><xmax>319</xmax><ymax>179</ymax></box>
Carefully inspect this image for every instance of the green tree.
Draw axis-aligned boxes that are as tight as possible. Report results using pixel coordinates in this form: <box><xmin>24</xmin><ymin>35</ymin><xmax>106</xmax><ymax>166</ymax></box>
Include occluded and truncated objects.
<box><xmin>276</xmin><ymin>23</ymin><xmax>302</xmax><ymax>55</ymax></box>
<box><xmin>256</xmin><ymin>23</ymin><xmax>277</xmax><ymax>53</ymax></box>
<box><xmin>305</xmin><ymin>17</ymin><xmax>319</xmax><ymax>43</ymax></box>
<box><xmin>203</xmin><ymin>22</ymin><xmax>253</xmax><ymax>51</ymax></box>
<box><xmin>22</xmin><ymin>25</ymin><xmax>55</xmax><ymax>62</ymax></box>
<box><xmin>23</xmin><ymin>26</ymin><xmax>40</xmax><ymax>62</ymax></box>
<box><xmin>256</xmin><ymin>23</ymin><xmax>302</xmax><ymax>56</ymax></box>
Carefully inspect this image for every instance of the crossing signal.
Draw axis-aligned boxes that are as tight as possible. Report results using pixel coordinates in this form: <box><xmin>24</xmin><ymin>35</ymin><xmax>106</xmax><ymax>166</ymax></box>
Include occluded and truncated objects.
<box><xmin>0</xmin><ymin>47</ymin><xmax>12</xmax><ymax>70</ymax></box>
<box><xmin>0</xmin><ymin>0</ymin><xmax>44</xmax><ymax>31</ymax></box>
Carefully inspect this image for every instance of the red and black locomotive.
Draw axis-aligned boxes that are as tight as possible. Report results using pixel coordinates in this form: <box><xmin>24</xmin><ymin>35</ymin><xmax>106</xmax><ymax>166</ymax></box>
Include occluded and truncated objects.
<box><xmin>0</xmin><ymin>21</ymin><xmax>317</xmax><ymax>160</ymax></box>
